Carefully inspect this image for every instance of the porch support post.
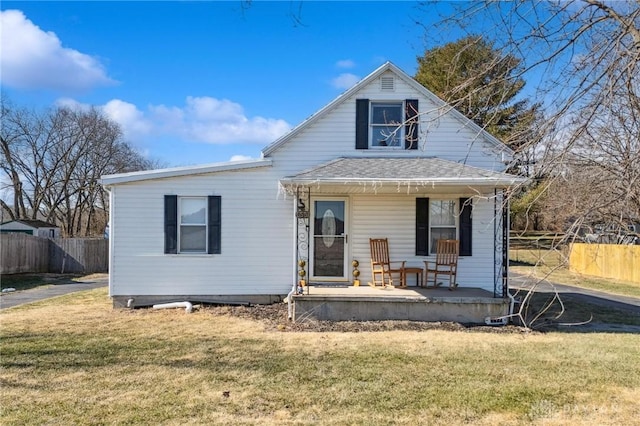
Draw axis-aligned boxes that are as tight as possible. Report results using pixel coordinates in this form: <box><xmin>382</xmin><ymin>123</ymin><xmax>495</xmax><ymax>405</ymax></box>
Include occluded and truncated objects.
<box><xmin>502</xmin><ymin>189</ymin><xmax>510</xmax><ymax>298</ymax></box>
<box><xmin>493</xmin><ymin>189</ymin><xmax>508</xmax><ymax>298</ymax></box>
<box><xmin>295</xmin><ymin>187</ymin><xmax>310</xmax><ymax>290</ymax></box>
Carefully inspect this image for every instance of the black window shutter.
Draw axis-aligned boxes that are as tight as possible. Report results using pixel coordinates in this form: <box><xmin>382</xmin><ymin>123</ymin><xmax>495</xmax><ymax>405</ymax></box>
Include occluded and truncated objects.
<box><xmin>164</xmin><ymin>195</ymin><xmax>177</xmax><ymax>254</ymax></box>
<box><xmin>416</xmin><ymin>197</ymin><xmax>429</xmax><ymax>256</ymax></box>
<box><xmin>459</xmin><ymin>198</ymin><xmax>472</xmax><ymax>256</ymax></box>
<box><xmin>208</xmin><ymin>196</ymin><xmax>221</xmax><ymax>254</ymax></box>
<box><xmin>405</xmin><ymin>99</ymin><xmax>419</xmax><ymax>150</ymax></box>
<box><xmin>355</xmin><ymin>99</ymin><xmax>369</xmax><ymax>149</ymax></box>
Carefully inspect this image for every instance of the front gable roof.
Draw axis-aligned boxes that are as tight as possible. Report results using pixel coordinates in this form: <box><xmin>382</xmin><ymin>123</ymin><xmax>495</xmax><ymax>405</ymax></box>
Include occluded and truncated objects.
<box><xmin>262</xmin><ymin>61</ymin><xmax>512</xmax><ymax>157</ymax></box>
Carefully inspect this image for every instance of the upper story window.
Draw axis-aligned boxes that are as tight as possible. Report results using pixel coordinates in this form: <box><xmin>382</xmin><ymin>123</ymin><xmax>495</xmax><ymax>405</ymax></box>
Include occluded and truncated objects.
<box><xmin>356</xmin><ymin>98</ymin><xmax>419</xmax><ymax>150</ymax></box>
<box><xmin>370</xmin><ymin>102</ymin><xmax>404</xmax><ymax>148</ymax></box>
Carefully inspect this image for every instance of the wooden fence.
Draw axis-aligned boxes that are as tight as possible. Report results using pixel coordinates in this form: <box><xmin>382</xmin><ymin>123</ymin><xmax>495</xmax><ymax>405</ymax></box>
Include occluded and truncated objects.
<box><xmin>1</xmin><ymin>233</ymin><xmax>108</xmax><ymax>275</ymax></box>
<box><xmin>569</xmin><ymin>243</ymin><xmax>640</xmax><ymax>284</ymax></box>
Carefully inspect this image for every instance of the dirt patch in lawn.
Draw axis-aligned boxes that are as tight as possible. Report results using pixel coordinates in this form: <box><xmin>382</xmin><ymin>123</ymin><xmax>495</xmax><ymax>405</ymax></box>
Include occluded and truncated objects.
<box><xmin>201</xmin><ymin>289</ymin><xmax>640</xmax><ymax>334</ymax></box>
<box><xmin>203</xmin><ymin>302</ymin><xmax>531</xmax><ymax>334</ymax></box>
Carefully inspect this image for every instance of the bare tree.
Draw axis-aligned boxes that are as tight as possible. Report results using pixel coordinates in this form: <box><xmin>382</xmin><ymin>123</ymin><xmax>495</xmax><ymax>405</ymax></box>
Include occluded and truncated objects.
<box><xmin>1</xmin><ymin>100</ymin><xmax>158</xmax><ymax>236</ymax></box>
<box><xmin>415</xmin><ymin>35</ymin><xmax>543</xmax><ymax>152</ymax></box>
<box><xmin>414</xmin><ymin>0</ymin><xmax>640</xmax><ymax>328</ymax></box>
<box><xmin>418</xmin><ymin>1</ymin><xmax>639</xmax><ymax>227</ymax></box>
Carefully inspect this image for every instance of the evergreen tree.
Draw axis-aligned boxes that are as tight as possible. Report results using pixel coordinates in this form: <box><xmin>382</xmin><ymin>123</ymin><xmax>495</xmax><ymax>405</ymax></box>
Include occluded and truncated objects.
<box><xmin>415</xmin><ymin>35</ymin><xmax>539</xmax><ymax>150</ymax></box>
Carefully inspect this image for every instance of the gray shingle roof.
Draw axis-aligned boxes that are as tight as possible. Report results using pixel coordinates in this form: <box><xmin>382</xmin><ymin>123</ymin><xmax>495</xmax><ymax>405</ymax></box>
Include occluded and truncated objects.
<box><xmin>1</xmin><ymin>219</ymin><xmax>58</xmax><ymax>228</ymax></box>
<box><xmin>281</xmin><ymin>157</ymin><xmax>523</xmax><ymax>187</ymax></box>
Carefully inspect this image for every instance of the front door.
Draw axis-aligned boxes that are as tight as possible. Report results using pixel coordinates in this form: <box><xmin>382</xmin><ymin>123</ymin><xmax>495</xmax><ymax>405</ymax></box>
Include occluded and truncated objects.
<box><xmin>311</xmin><ymin>198</ymin><xmax>348</xmax><ymax>281</ymax></box>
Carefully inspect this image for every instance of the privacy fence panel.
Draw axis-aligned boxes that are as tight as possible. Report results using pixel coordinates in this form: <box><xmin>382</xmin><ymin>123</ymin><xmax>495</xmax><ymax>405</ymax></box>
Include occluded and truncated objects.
<box><xmin>0</xmin><ymin>233</ymin><xmax>49</xmax><ymax>274</ymax></box>
<box><xmin>569</xmin><ymin>243</ymin><xmax>640</xmax><ymax>284</ymax></box>
<box><xmin>49</xmin><ymin>238</ymin><xmax>109</xmax><ymax>273</ymax></box>
<box><xmin>1</xmin><ymin>233</ymin><xmax>108</xmax><ymax>275</ymax></box>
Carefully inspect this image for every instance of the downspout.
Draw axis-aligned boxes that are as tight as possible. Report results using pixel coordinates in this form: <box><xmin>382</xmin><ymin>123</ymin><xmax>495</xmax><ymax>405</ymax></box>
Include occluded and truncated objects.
<box><xmin>485</xmin><ymin>292</ymin><xmax>516</xmax><ymax>326</ymax></box>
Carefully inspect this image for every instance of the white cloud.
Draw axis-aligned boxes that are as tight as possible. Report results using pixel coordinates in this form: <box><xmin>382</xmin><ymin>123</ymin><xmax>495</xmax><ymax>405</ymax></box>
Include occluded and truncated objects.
<box><xmin>102</xmin><ymin>99</ymin><xmax>153</xmax><ymax>137</ymax></box>
<box><xmin>56</xmin><ymin>96</ymin><xmax>291</xmax><ymax>146</ymax></box>
<box><xmin>0</xmin><ymin>10</ymin><xmax>115</xmax><ymax>92</ymax></box>
<box><xmin>336</xmin><ymin>59</ymin><xmax>355</xmax><ymax>69</ymax></box>
<box><xmin>331</xmin><ymin>73</ymin><xmax>360</xmax><ymax>90</ymax></box>
<box><xmin>150</xmin><ymin>96</ymin><xmax>291</xmax><ymax>144</ymax></box>
<box><xmin>55</xmin><ymin>98</ymin><xmax>153</xmax><ymax>141</ymax></box>
<box><xmin>55</xmin><ymin>97</ymin><xmax>90</xmax><ymax>111</ymax></box>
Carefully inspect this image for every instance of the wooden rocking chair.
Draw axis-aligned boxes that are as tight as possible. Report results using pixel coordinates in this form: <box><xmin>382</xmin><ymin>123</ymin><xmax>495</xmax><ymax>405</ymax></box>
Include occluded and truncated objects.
<box><xmin>369</xmin><ymin>238</ymin><xmax>406</xmax><ymax>287</ymax></box>
<box><xmin>424</xmin><ymin>239</ymin><xmax>459</xmax><ymax>290</ymax></box>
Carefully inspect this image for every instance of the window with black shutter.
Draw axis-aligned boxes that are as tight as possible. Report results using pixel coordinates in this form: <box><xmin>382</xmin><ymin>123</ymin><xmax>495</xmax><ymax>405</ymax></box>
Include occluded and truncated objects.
<box><xmin>355</xmin><ymin>99</ymin><xmax>419</xmax><ymax>150</ymax></box>
<box><xmin>415</xmin><ymin>197</ymin><xmax>472</xmax><ymax>256</ymax></box>
<box><xmin>164</xmin><ymin>195</ymin><xmax>221</xmax><ymax>254</ymax></box>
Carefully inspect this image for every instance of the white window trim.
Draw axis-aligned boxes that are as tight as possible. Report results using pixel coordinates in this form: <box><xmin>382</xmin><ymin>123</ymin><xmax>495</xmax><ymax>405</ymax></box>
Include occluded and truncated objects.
<box><xmin>369</xmin><ymin>101</ymin><xmax>405</xmax><ymax>149</ymax></box>
<box><xmin>178</xmin><ymin>196</ymin><xmax>208</xmax><ymax>254</ymax></box>
<box><xmin>429</xmin><ymin>199</ymin><xmax>459</xmax><ymax>254</ymax></box>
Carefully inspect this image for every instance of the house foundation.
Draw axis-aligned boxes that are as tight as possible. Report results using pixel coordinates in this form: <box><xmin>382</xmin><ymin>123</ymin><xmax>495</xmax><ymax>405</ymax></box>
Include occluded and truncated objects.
<box><xmin>112</xmin><ymin>294</ymin><xmax>286</xmax><ymax>309</ymax></box>
<box><xmin>293</xmin><ymin>286</ymin><xmax>509</xmax><ymax>324</ymax></box>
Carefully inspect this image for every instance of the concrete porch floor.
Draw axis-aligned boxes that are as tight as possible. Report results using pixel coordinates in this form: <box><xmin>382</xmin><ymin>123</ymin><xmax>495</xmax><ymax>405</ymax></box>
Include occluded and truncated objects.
<box><xmin>292</xmin><ymin>284</ymin><xmax>509</xmax><ymax>324</ymax></box>
<box><xmin>299</xmin><ymin>284</ymin><xmax>495</xmax><ymax>298</ymax></box>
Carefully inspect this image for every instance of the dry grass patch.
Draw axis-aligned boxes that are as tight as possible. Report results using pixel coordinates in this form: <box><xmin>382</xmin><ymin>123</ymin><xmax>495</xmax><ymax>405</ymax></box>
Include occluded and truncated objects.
<box><xmin>510</xmin><ymin>249</ymin><xmax>640</xmax><ymax>298</ymax></box>
<box><xmin>1</xmin><ymin>288</ymin><xmax>640</xmax><ymax>425</ymax></box>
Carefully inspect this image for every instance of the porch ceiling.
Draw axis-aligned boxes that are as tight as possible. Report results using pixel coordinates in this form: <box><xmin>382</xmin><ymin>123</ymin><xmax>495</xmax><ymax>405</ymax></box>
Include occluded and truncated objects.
<box><xmin>280</xmin><ymin>157</ymin><xmax>526</xmax><ymax>194</ymax></box>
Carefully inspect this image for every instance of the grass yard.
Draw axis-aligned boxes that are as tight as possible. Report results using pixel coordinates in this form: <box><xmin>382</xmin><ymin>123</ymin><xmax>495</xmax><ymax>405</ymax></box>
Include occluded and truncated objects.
<box><xmin>510</xmin><ymin>248</ymin><xmax>640</xmax><ymax>299</ymax></box>
<box><xmin>1</xmin><ymin>288</ymin><xmax>639</xmax><ymax>425</ymax></box>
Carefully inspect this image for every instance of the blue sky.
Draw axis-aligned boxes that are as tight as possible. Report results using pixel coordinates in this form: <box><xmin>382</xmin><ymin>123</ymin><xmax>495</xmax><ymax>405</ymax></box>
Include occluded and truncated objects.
<box><xmin>1</xmin><ymin>1</ymin><xmax>451</xmax><ymax>167</ymax></box>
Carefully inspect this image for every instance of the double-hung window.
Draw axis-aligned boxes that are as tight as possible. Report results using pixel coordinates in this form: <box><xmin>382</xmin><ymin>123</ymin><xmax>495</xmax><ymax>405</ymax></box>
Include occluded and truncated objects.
<box><xmin>164</xmin><ymin>195</ymin><xmax>221</xmax><ymax>254</ymax></box>
<box><xmin>416</xmin><ymin>198</ymin><xmax>472</xmax><ymax>256</ymax></box>
<box><xmin>429</xmin><ymin>200</ymin><xmax>457</xmax><ymax>254</ymax></box>
<box><xmin>355</xmin><ymin>99</ymin><xmax>419</xmax><ymax>150</ymax></box>
<box><xmin>370</xmin><ymin>102</ymin><xmax>403</xmax><ymax>148</ymax></box>
<box><xmin>179</xmin><ymin>197</ymin><xmax>207</xmax><ymax>253</ymax></box>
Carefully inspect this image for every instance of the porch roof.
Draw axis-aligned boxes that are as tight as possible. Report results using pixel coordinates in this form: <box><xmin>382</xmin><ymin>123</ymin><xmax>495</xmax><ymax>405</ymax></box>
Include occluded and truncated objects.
<box><xmin>280</xmin><ymin>157</ymin><xmax>525</xmax><ymax>192</ymax></box>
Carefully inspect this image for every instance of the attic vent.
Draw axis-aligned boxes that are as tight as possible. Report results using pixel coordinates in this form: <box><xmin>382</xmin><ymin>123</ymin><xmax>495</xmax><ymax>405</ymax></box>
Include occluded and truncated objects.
<box><xmin>380</xmin><ymin>76</ymin><xmax>395</xmax><ymax>91</ymax></box>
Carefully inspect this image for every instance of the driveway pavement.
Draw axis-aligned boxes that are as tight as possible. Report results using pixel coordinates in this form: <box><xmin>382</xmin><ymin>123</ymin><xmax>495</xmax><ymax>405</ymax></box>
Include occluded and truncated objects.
<box><xmin>509</xmin><ymin>272</ymin><xmax>640</xmax><ymax>312</ymax></box>
<box><xmin>509</xmin><ymin>271</ymin><xmax>640</xmax><ymax>332</ymax></box>
<box><xmin>0</xmin><ymin>275</ymin><xmax>108</xmax><ymax>310</ymax></box>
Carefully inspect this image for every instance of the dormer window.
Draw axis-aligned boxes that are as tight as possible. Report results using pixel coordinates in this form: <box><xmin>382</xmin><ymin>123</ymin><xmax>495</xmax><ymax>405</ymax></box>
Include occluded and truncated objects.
<box><xmin>356</xmin><ymin>98</ymin><xmax>419</xmax><ymax>150</ymax></box>
<box><xmin>370</xmin><ymin>102</ymin><xmax>403</xmax><ymax>148</ymax></box>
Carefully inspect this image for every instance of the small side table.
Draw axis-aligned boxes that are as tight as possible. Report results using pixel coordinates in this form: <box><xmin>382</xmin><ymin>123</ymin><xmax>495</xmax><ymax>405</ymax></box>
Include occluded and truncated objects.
<box><xmin>403</xmin><ymin>267</ymin><xmax>423</xmax><ymax>287</ymax></box>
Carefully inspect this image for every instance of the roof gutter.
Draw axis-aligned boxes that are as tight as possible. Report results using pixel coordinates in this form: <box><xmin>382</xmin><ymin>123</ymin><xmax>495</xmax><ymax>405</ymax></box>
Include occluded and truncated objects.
<box><xmin>100</xmin><ymin>158</ymin><xmax>273</xmax><ymax>186</ymax></box>
<box><xmin>280</xmin><ymin>176</ymin><xmax>527</xmax><ymax>188</ymax></box>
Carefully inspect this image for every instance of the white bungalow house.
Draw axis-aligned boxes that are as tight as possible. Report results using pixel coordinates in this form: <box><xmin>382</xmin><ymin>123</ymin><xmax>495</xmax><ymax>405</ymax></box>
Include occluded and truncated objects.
<box><xmin>0</xmin><ymin>219</ymin><xmax>61</xmax><ymax>238</ymax></box>
<box><xmin>100</xmin><ymin>62</ymin><xmax>525</xmax><ymax>323</ymax></box>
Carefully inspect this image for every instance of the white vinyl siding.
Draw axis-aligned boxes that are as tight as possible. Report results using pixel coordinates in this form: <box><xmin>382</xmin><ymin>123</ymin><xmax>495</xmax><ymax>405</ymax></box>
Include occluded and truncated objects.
<box><xmin>349</xmin><ymin>194</ymin><xmax>497</xmax><ymax>292</ymax></box>
<box><xmin>270</xmin><ymin>71</ymin><xmax>507</xmax><ymax>174</ymax></box>
<box><xmin>108</xmin><ymin>166</ymin><xmax>293</xmax><ymax>296</ymax></box>
<box><xmin>107</xmin><ymin>65</ymin><xmax>508</xmax><ymax>298</ymax></box>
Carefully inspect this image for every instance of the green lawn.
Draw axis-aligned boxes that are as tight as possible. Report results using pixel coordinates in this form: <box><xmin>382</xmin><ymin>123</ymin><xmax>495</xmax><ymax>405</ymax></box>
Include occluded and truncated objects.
<box><xmin>1</xmin><ymin>288</ymin><xmax>639</xmax><ymax>425</ymax></box>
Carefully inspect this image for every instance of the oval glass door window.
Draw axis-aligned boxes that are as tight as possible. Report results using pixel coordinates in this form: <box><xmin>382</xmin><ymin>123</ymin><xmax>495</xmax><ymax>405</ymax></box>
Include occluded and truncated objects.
<box><xmin>313</xmin><ymin>200</ymin><xmax>346</xmax><ymax>278</ymax></box>
<box><xmin>322</xmin><ymin>209</ymin><xmax>336</xmax><ymax>247</ymax></box>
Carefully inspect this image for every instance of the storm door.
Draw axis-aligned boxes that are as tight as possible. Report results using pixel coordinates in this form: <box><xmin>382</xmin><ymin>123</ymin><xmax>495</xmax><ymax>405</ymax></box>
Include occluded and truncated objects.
<box><xmin>311</xmin><ymin>198</ymin><xmax>348</xmax><ymax>281</ymax></box>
